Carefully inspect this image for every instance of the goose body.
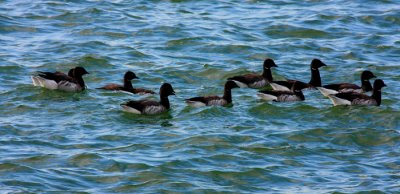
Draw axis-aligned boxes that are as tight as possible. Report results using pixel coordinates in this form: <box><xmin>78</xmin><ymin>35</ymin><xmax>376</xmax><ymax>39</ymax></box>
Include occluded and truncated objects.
<box><xmin>98</xmin><ymin>71</ymin><xmax>155</xmax><ymax>95</ymax></box>
<box><xmin>121</xmin><ymin>100</ymin><xmax>168</xmax><ymax>114</ymax></box>
<box><xmin>186</xmin><ymin>96</ymin><xmax>229</xmax><ymax>107</ymax></box>
<box><xmin>185</xmin><ymin>81</ymin><xmax>239</xmax><ymax>107</ymax></box>
<box><xmin>327</xmin><ymin>79</ymin><xmax>386</xmax><ymax>106</ymax></box>
<box><xmin>31</xmin><ymin>67</ymin><xmax>89</xmax><ymax>92</ymax></box>
<box><xmin>257</xmin><ymin>90</ymin><xmax>304</xmax><ymax>102</ymax></box>
<box><xmin>228</xmin><ymin>58</ymin><xmax>277</xmax><ymax>88</ymax></box>
<box><xmin>270</xmin><ymin>59</ymin><xmax>327</xmax><ymax>91</ymax></box>
<box><xmin>258</xmin><ymin>81</ymin><xmax>309</xmax><ymax>102</ymax></box>
<box><xmin>121</xmin><ymin>83</ymin><xmax>175</xmax><ymax>115</ymax></box>
<box><xmin>317</xmin><ymin>70</ymin><xmax>376</xmax><ymax>97</ymax></box>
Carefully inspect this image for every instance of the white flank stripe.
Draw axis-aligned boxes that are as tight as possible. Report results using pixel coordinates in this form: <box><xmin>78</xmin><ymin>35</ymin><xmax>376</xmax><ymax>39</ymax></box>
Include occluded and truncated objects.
<box><xmin>327</xmin><ymin>95</ymin><xmax>351</xmax><ymax>106</ymax></box>
<box><xmin>186</xmin><ymin>101</ymin><xmax>207</xmax><ymax>107</ymax></box>
<box><xmin>231</xmin><ymin>80</ymin><xmax>248</xmax><ymax>88</ymax></box>
<box><xmin>121</xmin><ymin>105</ymin><xmax>142</xmax><ymax>114</ymax></box>
<box><xmin>277</xmin><ymin>94</ymin><xmax>301</xmax><ymax>102</ymax></box>
<box><xmin>257</xmin><ymin>93</ymin><xmax>278</xmax><ymax>101</ymax></box>
<box><xmin>317</xmin><ymin>87</ymin><xmax>338</xmax><ymax>97</ymax></box>
<box><xmin>249</xmin><ymin>80</ymin><xmax>267</xmax><ymax>88</ymax></box>
<box><xmin>57</xmin><ymin>81</ymin><xmax>81</xmax><ymax>92</ymax></box>
<box><xmin>143</xmin><ymin>105</ymin><xmax>166</xmax><ymax>114</ymax></box>
<box><xmin>207</xmin><ymin>99</ymin><xmax>227</xmax><ymax>106</ymax></box>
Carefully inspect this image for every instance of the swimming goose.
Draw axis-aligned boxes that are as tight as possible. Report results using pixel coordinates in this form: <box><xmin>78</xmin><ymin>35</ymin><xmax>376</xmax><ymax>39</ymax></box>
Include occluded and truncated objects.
<box><xmin>327</xmin><ymin>79</ymin><xmax>386</xmax><ymax>106</ymax></box>
<box><xmin>97</xmin><ymin>71</ymin><xmax>155</xmax><ymax>95</ymax></box>
<box><xmin>31</xmin><ymin>66</ymin><xmax>89</xmax><ymax>92</ymax></box>
<box><xmin>257</xmin><ymin>81</ymin><xmax>310</xmax><ymax>102</ymax></box>
<box><xmin>120</xmin><ymin>83</ymin><xmax>175</xmax><ymax>115</ymax></box>
<box><xmin>185</xmin><ymin>80</ymin><xmax>240</xmax><ymax>107</ymax></box>
<box><xmin>270</xmin><ymin>59</ymin><xmax>327</xmax><ymax>91</ymax></box>
<box><xmin>317</xmin><ymin>70</ymin><xmax>376</xmax><ymax>97</ymax></box>
<box><xmin>227</xmin><ymin>58</ymin><xmax>277</xmax><ymax>88</ymax></box>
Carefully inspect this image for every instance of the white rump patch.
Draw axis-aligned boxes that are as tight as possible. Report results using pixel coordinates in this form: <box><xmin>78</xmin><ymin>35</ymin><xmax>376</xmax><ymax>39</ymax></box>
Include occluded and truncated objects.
<box><xmin>186</xmin><ymin>101</ymin><xmax>207</xmax><ymax>107</ymax></box>
<box><xmin>317</xmin><ymin>87</ymin><xmax>338</xmax><ymax>97</ymax></box>
<box><xmin>270</xmin><ymin>83</ymin><xmax>290</xmax><ymax>91</ymax></box>
<box><xmin>327</xmin><ymin>95</ymin><xmax>351</xmax><ymax>106</ymax></box>
<box><xmin>31</xmin><ymin>76</ymin><xmax>58</xmax><ymax>90</ymax></box>
<box><xmin>31</xmin><ymin>76</ymin><xmax>40</xmax><ymax>86</ymax></box>
<box><xmin>257</xmin><ymin>93</ymin><xmax>278</xmax><ymax>101</ymax></box>
<box><xmin>231</xmin><ymin>80</ymin><xmax>248</xmax><ymax>88</ymax></box>
<box><xmin>121</xmin><ymin>105</ymin><xmax>142</xmax><ymax>114</ymax></box>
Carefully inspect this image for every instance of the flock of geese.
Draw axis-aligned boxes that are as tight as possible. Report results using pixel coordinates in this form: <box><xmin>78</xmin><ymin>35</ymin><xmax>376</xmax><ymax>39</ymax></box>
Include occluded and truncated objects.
<box><xmin>31</xmin><ymin>59</ymin><xmax>387</xmax><ymax>115</ymax></box>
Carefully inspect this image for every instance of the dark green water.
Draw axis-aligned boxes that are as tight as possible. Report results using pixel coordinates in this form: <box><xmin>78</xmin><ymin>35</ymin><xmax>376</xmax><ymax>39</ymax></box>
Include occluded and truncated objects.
<box><xmin>1</xmin><ymin>0</ymin><xmax>399</xmax><ymax>193</ymax></box>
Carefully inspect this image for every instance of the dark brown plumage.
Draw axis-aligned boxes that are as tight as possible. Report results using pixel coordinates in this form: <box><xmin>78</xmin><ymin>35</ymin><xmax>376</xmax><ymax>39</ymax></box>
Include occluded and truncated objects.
<box><xmin>327</xmin><ymin>79</ymin><xmax>386</xmax><ymax>106</ymax></box>
<box><xmin>258</xmin><ymin>81</ymin><xmax>309</xmax><ymax>102</ymax></box>
<box><xmin>227</xmin><ymin>58</ymin><xmax>277</xmax><ymax>88</ymax></box>
<box><xmin>185</xmin><ymin>81</ymin><xmax>240</xmax><ymax>107</ymax></box>
<box><xmin>270</xmin><ymin>59</ymin><xmax>327</xmax><ymax>91</ymax></box>
<box><xmin>318</xmin><ymin>70</ymin><xmax>376</xmax><ymax>96</ymax></box>
<box><xmin>120</xmin><ymin>83</ymin><xmax>175</xmax><ymax>114</ymax></box>
<box><xmin>97</xmin><ymin>71</ymin><xmax>155</xmax><ymax>95</ymax></box>
<box><xmin>32</xmin><ymin>66</ymin><xmax>89</xmax><ymax>92</ymax></box>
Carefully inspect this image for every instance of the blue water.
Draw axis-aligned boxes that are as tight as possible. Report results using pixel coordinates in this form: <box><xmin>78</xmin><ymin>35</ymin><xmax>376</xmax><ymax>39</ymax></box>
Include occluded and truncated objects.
<box><xmin>1</xmin><ymin>0</ymin><xmax>399</xmax><ymax>193</ymax></box>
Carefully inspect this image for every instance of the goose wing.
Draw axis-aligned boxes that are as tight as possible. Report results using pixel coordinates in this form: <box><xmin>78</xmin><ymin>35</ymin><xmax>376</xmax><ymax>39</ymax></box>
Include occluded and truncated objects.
<box><xmin>228</xmin><ymin>74</ymin><xmax>263</xmax><ymax>85</ymax></box>
<box><xmin>37</xmin><ymin>71</ymin><xmax>75</xmax><ymax>83</ymax></box>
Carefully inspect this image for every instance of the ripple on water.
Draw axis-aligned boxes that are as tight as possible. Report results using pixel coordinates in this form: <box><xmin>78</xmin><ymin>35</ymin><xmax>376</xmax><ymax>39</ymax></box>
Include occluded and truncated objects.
<box><xmin>264</xmin><ymin>24</ymin><xmax>331</xmax><ymax>39</ymax></box>
<box><xmin>0</xmin><ymin>163</ymin><xmax>35</xmax><ymax>173</ymax></box>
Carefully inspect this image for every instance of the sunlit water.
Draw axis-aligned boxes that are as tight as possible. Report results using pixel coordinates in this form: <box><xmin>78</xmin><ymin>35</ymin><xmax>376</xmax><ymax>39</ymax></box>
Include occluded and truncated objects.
<box><xmin>1</xmin><ymin>0</ymin><xmax>399</xmax><ymax>193</ymax></box>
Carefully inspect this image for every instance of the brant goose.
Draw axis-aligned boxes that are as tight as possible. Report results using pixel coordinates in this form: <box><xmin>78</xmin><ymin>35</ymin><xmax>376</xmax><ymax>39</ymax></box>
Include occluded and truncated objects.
<box><xmin>97</xmin><ymin>71</ymin><xmax>155</xmax><ymax>95</ymax></box>
<box><xmin>327</xmin><ymin>79</ymin><xmax>386</xmax><ymax>106</ymax></box>
<box><xmin>227</xmin><ymin>58</ymin><xmax>277</xmax><ymax>88</ymax></box>
<box><xmin>270</xmin><ymin>59</ymin><xmax>327</xmax><ymax>91</ymax></box>
<box><xmin>257</xmin><ymin>81</ymin><xmax>310</xmax><ymax>102</ymax></box>
<box><xmin>317</xmin><ymin>70</ymin><xmax>376</xmax><ymax>96</ymax></box>
<box><xmin>31</xmin><ymin>67</ymin><xmax>89</xmax><ymax>92</ymax></box>
<box><xmin>185</xmin><ymin>80</ymin><xmax>240</xmax><ymax>107</ymax></box>
<box><xmin>120</xmin><ymin>83</ymin><xmax>175</xmax><ymax>115</ymax></box>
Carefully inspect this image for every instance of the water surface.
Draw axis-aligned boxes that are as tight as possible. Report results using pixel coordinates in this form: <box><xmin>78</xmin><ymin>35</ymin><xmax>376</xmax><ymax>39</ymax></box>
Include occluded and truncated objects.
<box><xmin>0</xmin><ymin>0</ymin><xmax>399</xmax><ymax>193</ymax></box>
